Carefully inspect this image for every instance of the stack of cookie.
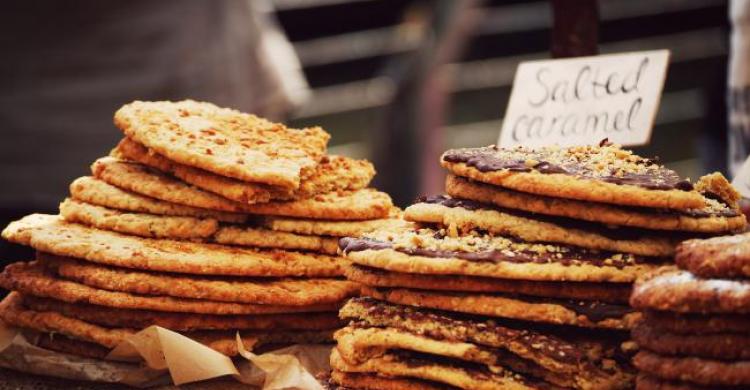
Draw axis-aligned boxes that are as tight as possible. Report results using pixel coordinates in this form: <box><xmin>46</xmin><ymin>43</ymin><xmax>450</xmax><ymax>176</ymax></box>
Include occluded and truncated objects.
<box><xmin>0</xmin><ymin>100</ymin><xmax>398</xmax><ymax>361</ymax></box>
<box><xmin>329</xmin><ymin>143</ymin><xmax>746</xmax><ymax>390</ymax></box>
<box><xmin>631</xmin><ymin>233</ymin><xmax>750</xmax><ymax>389</ymax></box>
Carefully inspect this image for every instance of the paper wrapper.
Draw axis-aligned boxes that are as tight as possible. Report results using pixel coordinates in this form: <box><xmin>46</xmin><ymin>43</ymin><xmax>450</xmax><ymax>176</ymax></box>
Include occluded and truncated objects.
<box><xmin>0</xmin><ymin>322</ymin><xmax>330</xmax><ymax>389</ymax></box>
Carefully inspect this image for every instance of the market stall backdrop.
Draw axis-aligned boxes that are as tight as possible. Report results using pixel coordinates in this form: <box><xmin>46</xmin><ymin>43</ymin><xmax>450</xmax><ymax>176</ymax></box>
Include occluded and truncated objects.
<box><xmin>0</xmin><ymin>0</ymin><xmax>731</xmax><ymax>272</ymax></box>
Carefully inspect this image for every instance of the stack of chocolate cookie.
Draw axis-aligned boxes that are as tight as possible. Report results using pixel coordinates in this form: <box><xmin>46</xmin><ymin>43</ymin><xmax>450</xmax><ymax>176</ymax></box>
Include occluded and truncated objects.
<box><xmin>329</xmin><ymin>143</ymin><xmax>746</xmax><ymax>389</ymax></box>
<box><xmin>631</xmin><ymin>233</ymin><xmax>750</xmax><ymax>389</ymax></box>
<box><xmin>0</xmin><ymin>100</ymin><xmax>398</xmax><ymax>362</ymax></box>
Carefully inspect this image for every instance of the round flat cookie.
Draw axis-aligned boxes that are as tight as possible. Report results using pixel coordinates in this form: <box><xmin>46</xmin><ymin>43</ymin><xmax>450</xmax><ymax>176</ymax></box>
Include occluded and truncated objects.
<box><xmin>240</xmin><ymin>188</ymin><xmax>394</xmax><ymax>220</ymax></box>
<box><xmin>446</xmin><ymin>175</ymin><xmax>746</xmax><ymax>234</ymax></box>
<box><xmin>0</xmin><ymin>262</ymin><xmax>341</xmax><ymax>315</ymax></box>
<box><xmin>23</xmin><ymin>295</ymin><xmax>342</xmax><ymax>331</ymax></box>
<box><xmin>0</xmin><ymin>292</ymin><xmax>332</xmax><ymax>356</ymax></box>
<box><xmin>363</xmin><ymin>286</ymin><xmax>640</xmax><ymax>329</ymax></box>
<box><xmin>214</xmin><ymin>225</ymin><xmax>339</xmax><ymax>255</ymax></box>
<box><xmin>331</xmin><ymin>348</ymin><xmax>558</xmax><ymax>390</ymax></box>
<box><xmin>643</xmin><ymin>310</ymin><xmax>750</xmax><ymax>335</ymax></box>
<box><xmin>113</xmin><ymin>136</ymin><xmax>284</xmax><ymax>204</ymax></box>
<box><xmin>115</xmin><ymin>137</ymin><xmax>375</xmax><ymax>204</ymax></box>
<box><xmin>261</xmin><ymin>210</ymin><xmax>408</xmax><ymax>237</ymax></box>
<box><xmin>329</xmin><ymin>371</ymin><xmax>457</xmax><ymax>390</ymax></box>
<box><xmin>114</xmin><ymin>100</ymin><xmax>330</xmax><ymax>189</ymax></box>
<box><xmin>632</xmin><ymin>321</ymin><xmax>750</xmax><ymax>360</ymax></box>
<box><xmin>340</xmin><ymin>228</ymin><xmax>664</xmax><ymax>283</ymax></box>
<box><xmin>636</xmin><ymin>373</ymin><xmax>747</xmax><ymax>390</ymax></box>
<box><xmin>676</xmin><ymin>232</ymin><xmax>750</xmax><ymax>279</ymax></box>
<box><xmin>441</xmin><ymin>145</ymin><xmax>705</xmax><ymax>209</ymax></box>
<box><xmin>60</xmin><ymin>198</ymin><xmax>219</xmax><ymax>240</ymax></box>
<box><xmin>346</xmin><ymin>265</ymin><xmax>633</xmax><ymax>304</ymax></box>
<box><xmin>341</xmin><ymin>298</ymin><xmax>632</xmax><ymax>378</ymax></box>
<box><xmin>70</xmin><ymin>176</ymin><xmax>249</xmax><ymax>223</ymax></box>
<box><xmin>405</xmin><ymin>195</ymin><xmax>678</xmax><ymax>257</ymax></box>
<box><xmin>1</xmin><ymin>214</ymin><xmax>345</xmax><ymax>277</ymax></box>
<box><xmin>630</xmin><ymin>267</ymin><xmax>750</xmax><ymax>314</ymax></box>
<box><xmin>633</xmin><ymin>350</ymin><xmax>750</xmax><ymax>387</ymax></box>
<box><xmin>33</xmin><ymin>333</ymin><xmax>111</xmax><ymax>360</ymax></box>
<box><xmin>42</xmin><ymin>255</ymin><xmax>359</xmax><ymax>306</ymax></box>
<box><xmin>92</xmin><ymin>156</ymin><xmax>249</xmax><ymax>212</ymax></box>
<box><xmin>334</xmin><ymin>326</ymin><xmax>632</xmax><ymax>390</ymax></box>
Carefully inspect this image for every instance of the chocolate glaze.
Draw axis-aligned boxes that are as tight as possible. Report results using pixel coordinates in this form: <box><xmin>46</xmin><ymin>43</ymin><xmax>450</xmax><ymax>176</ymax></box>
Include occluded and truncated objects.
<box><xmin>443</xmin><ymin>147</ymin><xmax>694</xmax><ymax>191</ymax></box>
<box><xmin>553</xmin><ymin>300</ymin><xmax>634</xmax><ymax>323</ymax></box>
<box><xmin>350</xmin><ymin>297</ymin><xmax>583</xmax><ymax>365</ymax></box>
<box><xmin>339</xmin><ymin>237</ymin><xmax>656</xmax><ymax>269</ymax></box>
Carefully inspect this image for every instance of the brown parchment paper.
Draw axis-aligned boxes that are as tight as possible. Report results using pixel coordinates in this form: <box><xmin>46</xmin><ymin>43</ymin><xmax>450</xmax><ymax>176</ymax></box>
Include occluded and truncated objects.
<box><xmin>0</xmin><ymin>322</ymin><xmax>332</xmax><ymax>389</ymax></box>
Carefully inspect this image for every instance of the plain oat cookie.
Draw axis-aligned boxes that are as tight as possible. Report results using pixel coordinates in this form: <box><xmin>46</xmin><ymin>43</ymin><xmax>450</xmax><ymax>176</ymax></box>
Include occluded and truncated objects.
<box><xmin>69</xmin><ymin>176</ymin><xmax>248</xmax><ymax>223</ymax></box>
<box><xmin>43</xmin><ymin>255</ymin><xmax>360</xmax><ymax>306</ymax></box>
<box><xmin>115</xmin><ymin>100</ymin><xmax>330</xmax><ymax>189</ymax></box>
<box><xmin>2</xmin><ymin>214</ymin><xmax>346</xmax><ymax>277</ymax></box>
<box><xmin>60</xmin><ymin>198</ymin><xmax>218</xmax><ymax>240</ymax></box>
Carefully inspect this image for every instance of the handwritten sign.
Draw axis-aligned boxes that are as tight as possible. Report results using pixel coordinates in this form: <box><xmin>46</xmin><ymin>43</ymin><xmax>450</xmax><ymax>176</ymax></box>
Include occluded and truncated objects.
<box><xmin>732</xmin><ymin>156</ymin><xmax>750</xmax><ymax>199</ymax></box>
<box><xmin>499</xmin><ymin>50</ymin><xmax>670</xmax><ymax>148</ymax></box>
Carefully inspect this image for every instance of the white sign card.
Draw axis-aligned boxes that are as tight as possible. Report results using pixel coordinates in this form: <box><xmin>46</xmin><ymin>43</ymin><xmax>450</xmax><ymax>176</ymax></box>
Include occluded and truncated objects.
<box><xmin>732</xmin><ymin>155</ymin><xmax>750</xmax><ymax>199</ymax></box>
<box><xmin>499</xmin><ymin>50</ymin><xmax>670</xmax><ymax>148</ymax></box>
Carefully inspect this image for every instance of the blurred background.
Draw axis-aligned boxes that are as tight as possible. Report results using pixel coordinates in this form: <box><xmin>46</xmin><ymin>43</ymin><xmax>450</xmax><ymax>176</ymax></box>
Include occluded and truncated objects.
<box><xmin>0</xmin><ymin>0</ymin><xmax>733</xmax><ymax>263</ymax></box>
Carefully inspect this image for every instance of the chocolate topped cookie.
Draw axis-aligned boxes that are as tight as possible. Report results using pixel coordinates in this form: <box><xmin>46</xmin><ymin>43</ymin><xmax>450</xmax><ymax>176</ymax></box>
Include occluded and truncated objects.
<box><xmin>446</xmin><ymin>175</ymin><xmax>746</xmax><ymax>234</ymax></box>
<box><xmin>441</xmin><ymin>144</ymin><xmax>706</xmax><ymax>209</ymax></box>
<box><xmin>405</xmin><ymin>195</ymin><xmax>679</xmax><ymax>257</ymax></box>
<box><xmin>340</xmin><ymin>226</ymin><xmax>664</xmax><ymax>283</ymax></box>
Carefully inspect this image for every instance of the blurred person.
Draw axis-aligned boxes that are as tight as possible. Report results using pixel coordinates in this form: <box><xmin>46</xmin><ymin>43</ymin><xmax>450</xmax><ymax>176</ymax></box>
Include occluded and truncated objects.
<box><xmin>730</xmin><ymin>0</ymin><xmax>750</xmax><ymax>176</ymax></box>
<box><xmin>0</xmin><ymin>0</ymin><xmax>308</xmax><ymax>261</ymax></box>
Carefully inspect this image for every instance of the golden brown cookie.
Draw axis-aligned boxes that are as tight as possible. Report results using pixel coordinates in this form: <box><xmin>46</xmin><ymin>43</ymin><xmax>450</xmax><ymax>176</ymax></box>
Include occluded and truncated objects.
<box><xmin>334</xmin><ymin>326</ymin><xmax>632</xmax><ymax>390</ymax></box>
<box><xmin>60</xmin><ymin>198</ymin><xmax>218</xmax><ymax>240</ymax></box>
<box><xmin>341</xmin><ymin>298</ymin><xmax>632</xmax><ymax>374</ymax></box>
<box><xmin>331</xmin><ymin>348</ymin><xmax>554</xmax><ymax>390</ymax></box>
<box><xmin>214</xmin><ymin>225</ymin><xmax>339</xmax><ymax>255</ymax></box>
<box><xmin>32</xmin><ymin>333</ymin><xmax>111</xmax><ymax>360</ymax></box>
<box><xmin>340</xmin><ymin>227</ymin><xmax>664</xmax><ymax>283</ymax></box>
<box><xmin>0</xmin><ymin>261</ymin><xmax>340</xmax><ymax>314</ymax></box>
<box><xmin>630</xmin><ymin>267</ymin><xmax>750</xmax><ymax>314</ymax></box>
<box><xmin>0</xmin><ymin>292</ymin><xmax>332</xmax><ymax>356</ymax></box>
<box><xmin>363</xmin><ymin>286</ymin><xmax>640</xmax><ymax>329</ymax></box>
<box><xmin>675</xmin><ymin>232</ymin><xmax>750</xmax><ymax>279</ymax></box>
<box><xmin>632</xmin><ymin>321</ymin><xmax>750</xmax><ymax>360</ymax></box>
<box><xmin>23</xmin><ymin>295</ymin><xmax>342</xmax><ymax>331</ymax></box>
<box><xmin>441</xmin><ymin>145</ymin><xmax>705</xmax><ymax>209</ymax></box>
<box><xmin>446</xmin><ymin>175</ymin><xmax>747</xmax><ymax>233</ymax></box>
<box><xmin>346</xmin><ymin>265</ymin><xmax>633</xmax><ymax>304</ymax></box>
<box><xmin>635</xmin><ymin>373</ymin><xmax>746</xmax><ymax>390</ymax></box>
<box><xmin>405</xmin><ymin>195</ymin><xmax>678</xmax><ymax>257</ymax></box>
<box><xmin>633</xmin><ymin>350</ymin><xmax>750</xmax><ymax>387</ymax></box>
<box><xmin>113</xmin><ymin>136</ymin><xmax>284</xmax><ymax>203</ymax></box>
<box><xmin>115</xmin><ymin>137</ymin><xmax>375</xmax><ymax>203</ymax></box>
<box><xmin>240</xmin><ymin>188</ymin><xmax>394</xmax><ymax>220</ymax></box>
<box><xmin>261</xmin><ymin>209</ymin><xmax>408</xmax><ymax>237</ymax></box>
<box><xmin>114</xmin><ymin>100</ymin><xmax>330</xmax><ymax>189</ymax></box>
<box><xmin>92</xmin><ymin>157</ymin><xmax>248</xmax><ymax>212</ymax></box>
<box><xmin>642</xmin><ymin>310</ymin><xmax>750</xmax><ymax>335</ymax></box>
<box><xmin>2</xmin><ymin>214</ymin><xmax>345</xmax><ymax>277</ymax></box>
<box><xmin>43</xmin><ymin>255</ymin><xmax>359</xmax><ymax>305</ymax></box>
<box><xmin>329</xmin><ymin>371</ymin><xmax>456</xmax><ymax>390</ymax></box>
<box><xmin>69</xmin><ymin>176</ymin><xmax>248</xmax><ymax>223</ymax></box>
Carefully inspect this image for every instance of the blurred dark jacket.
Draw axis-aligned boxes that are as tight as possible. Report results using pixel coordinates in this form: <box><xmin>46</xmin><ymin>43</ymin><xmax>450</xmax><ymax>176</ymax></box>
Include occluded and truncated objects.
<box><xmin>0</xmin><ymin>0</ymin><xmax>308</xmax><ymax>211</ymax></box>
